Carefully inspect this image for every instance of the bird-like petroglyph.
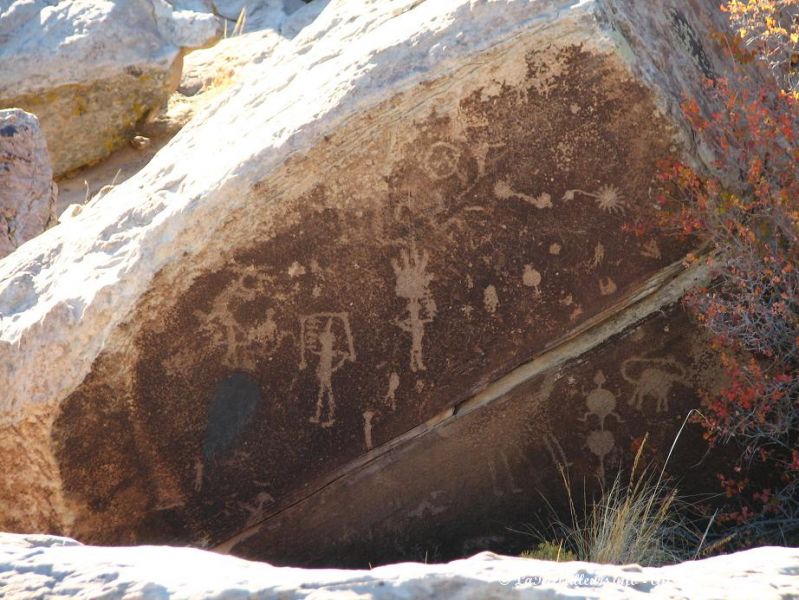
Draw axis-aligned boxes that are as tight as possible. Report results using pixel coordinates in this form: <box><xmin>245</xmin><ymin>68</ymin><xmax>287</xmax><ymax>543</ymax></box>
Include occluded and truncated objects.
<box><xmin>621</xmin><ymin>357</ymin><xmax>687</xmax><ymax>414</ymax></box>
<box><xmin>299</xmin><ymin>313</ymin><xmax>356</xmax><ymax>427</ymax></box>
<box><xmin>392</xmin><ymin>243</ymin><xmax>436</xmax><ymax>372</ymax></box>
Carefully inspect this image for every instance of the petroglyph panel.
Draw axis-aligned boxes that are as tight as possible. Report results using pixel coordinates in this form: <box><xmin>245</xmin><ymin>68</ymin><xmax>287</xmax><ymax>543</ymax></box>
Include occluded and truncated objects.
<box><xmin>228</xmin><ymin>307</ymin><xmax>728</xmax><ymax>567</ymax></box>
<box><xmin>51</xmin><ymin>43</ymin><xmax>698</xmax><ymax>550</ymax></box>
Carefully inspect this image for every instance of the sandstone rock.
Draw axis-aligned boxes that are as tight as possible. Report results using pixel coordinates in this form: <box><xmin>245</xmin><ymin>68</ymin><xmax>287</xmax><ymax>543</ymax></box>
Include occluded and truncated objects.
<box><xmin>0</xmin><ymin>0</ymin><xmax>223</xmax><ymax>176</ymax></box>
<box><xmin>0</xmin><ymin>0</ymin><xmax>757</xmax><ymax>562</ymax></box>
<box><xmin>0</xmin><ymin>109</ymin><xmax>56</xmax><ymax>259</ymax></box>
<box><xmin>1</xmin><ymin>533</ymin><xmax>797</xmax><ymax>600</ymax></box>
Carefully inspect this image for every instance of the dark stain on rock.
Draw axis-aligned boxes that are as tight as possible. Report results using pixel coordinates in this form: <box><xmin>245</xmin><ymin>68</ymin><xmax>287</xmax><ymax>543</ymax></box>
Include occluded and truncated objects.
<box><xmin>0</xmin><ymin>125</ymin><xmax>17</xmax><ymax>137</ymax></box>
<box><xmin>203</xmin><ymin>373</ymin><xmax>262</xmax><ymax>466</ymax></box>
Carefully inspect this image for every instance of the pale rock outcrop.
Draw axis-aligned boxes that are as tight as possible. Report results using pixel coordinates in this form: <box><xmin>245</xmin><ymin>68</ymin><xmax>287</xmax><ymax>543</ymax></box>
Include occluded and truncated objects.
<box><xmin>0</xmin><ymin>533</ymin><xmax>797</xmax><ymax>600</ymax></box>
<box><xmin>0</xmin><ymin>0</ymin><xmax>760</xmax><ymax>563</ymax></box>
<box><xmin>0</xmin><ymin>109</ymin><xmax>56</xmax><ymax>259</ymax></box>
<box><xmin>0</xmin><ymin>0</ymin><xmax>224</xmax><ymax>176</ymax></box>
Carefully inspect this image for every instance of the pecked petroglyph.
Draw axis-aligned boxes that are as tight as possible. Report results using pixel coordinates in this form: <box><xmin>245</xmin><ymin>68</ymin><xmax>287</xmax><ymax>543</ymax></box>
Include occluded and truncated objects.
<box><xmin>581</xmin><ymin>371</ymin><xmax>621</xmax><ymax>484</ymax></box>
<box><xmin>392</xmin><ymin>243</ymin><xmax>436</xmax><ymax>372</ymax></box>
<box><xmin>383</xmin><ymin>372</ymin><xmax>400</xmax><ymax>411</ymax></box>
<box><xmin>522</xmin><ymin>265</ymin><xmax>542</xmax><ymax>295</ymax></box>
<box><xmin>483</xmin><ymin>285</ymin><xmax>500</xmax><ymax>315</ymax></box>
<box><xmin>563</xmin><ymin>184</ymin><xmax>626</xmax><ymax>214</ymax></box>
<box><xmin>299</xmin><ymin>313</ymin><xmax>356</xmax><ymax>428</ymax></box>
<box><xmin>621</xmin><ymin>356</ymin><xmax>687</xmax><ymax>414</ymax></box>
<box><xmin>494</xmin><ymin>180</ymin><xmax>553</xmax><ymax>209</ymax></box>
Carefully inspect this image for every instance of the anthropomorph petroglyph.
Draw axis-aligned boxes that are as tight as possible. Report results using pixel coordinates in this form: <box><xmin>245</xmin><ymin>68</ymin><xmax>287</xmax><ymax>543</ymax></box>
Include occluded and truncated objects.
<box><xmin>392</xmin><ymin>243</ymin><xmax>436</xmax><ymax>372</ymax></box>
<box><xmin>621</xmin><ymin>357</ymin><xmax>687</xmax><ymax>413</ymax></box>
<box><xmin>581</xmin><ymin>371</ymin><xmax>622</xmax><ymax>484</ymax></box>
<box><xmin>383</xmin><ymin>372</ymin><xmax>400</xmax><ymax>411</ymax></box>
<box><xmin>299</xmin><ymin>313</ymin><xmax>356</xmax><ymax>427</ymax></box>
<box><xmin>563</xmin><ymin>184</ymin><xmax>626</xmax><ymax>214</ymax></box>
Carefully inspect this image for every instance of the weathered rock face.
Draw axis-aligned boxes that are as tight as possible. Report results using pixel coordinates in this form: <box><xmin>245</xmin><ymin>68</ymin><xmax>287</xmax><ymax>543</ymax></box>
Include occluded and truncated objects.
<box><xmin>0</xmin><ymin>0</ymin><xmax>223</xmax><ymax>176</ymax></box>
<box><xmin>0</xmin><ymin>109</ymin><xmax>57</xmax><ymax>259</ymax></box>
<box><xmin>2</xmin><ymin>533</ymin><xmax>798</xmax><ymax>600</ymax></box>
<box><xmin>0</xmin><ymin>0</ymin><xmax>752</xmax><ymax>564</ymax></box>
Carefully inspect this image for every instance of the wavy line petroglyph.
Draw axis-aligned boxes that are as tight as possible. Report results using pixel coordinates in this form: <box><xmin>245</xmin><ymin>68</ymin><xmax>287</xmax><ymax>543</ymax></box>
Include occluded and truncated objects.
<box><xmin>621</xmin><ymin>357</ymin><xmax>687</xmax><ymax>414</ymax></box>
<box><xmin>494</xmin><ymin>180</ymin><xmax>553</xmax><ymax>209</ymax></box>
<box><xmin>299</xmin><ymin>313</ymin><xmax>356</xmax><ymax>428</ymax></box>
<box><xmin>392</xmin><ymin>243</ymin><xmax>436</xmax><ymax>372</ymax></box>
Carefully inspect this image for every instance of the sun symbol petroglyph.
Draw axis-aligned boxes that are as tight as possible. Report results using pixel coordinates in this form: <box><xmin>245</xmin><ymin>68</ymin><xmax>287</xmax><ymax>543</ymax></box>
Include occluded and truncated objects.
<box><xmin>299</xmin><ymin>313</ymin><xmax>356</xmax><ymax>428</ymax></box>
<box><xmin>621</xmin><ymin>357</ymin><xmax>687</xmax><ymax>414</ymax></box>
<box><xmin>423</xmin><ymin>141</ymin><xmax>461</xmax><ymax>180</ymax></box>
<box><xmin>563</xmin><ymin>184</ymin><xmax>626</xmax><ymax>214</ymax></box>
<box><xmin>494</xmin><ymin>180</ymin><xmax>553</xmax><ymax>209</ymax></box>
<box><xmin>393</xmin><ymin>243</ymin><xmax>436</xmax><ymax>372</ymax></box>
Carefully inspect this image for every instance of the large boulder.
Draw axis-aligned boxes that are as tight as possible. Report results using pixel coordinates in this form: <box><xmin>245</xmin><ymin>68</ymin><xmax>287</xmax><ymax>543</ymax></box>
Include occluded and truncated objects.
<box><xmin>0</xmin><ymin>109</ymin><xmax>57</xmax><ymax>259</ymax></box>
<box><xmin>0</xmin><ymin>0</ymin><xmax>756</xmax><ymax>562</ymax></box>
<box><xmin>1</xmin><ymin>533</ymin><xmax>797</xmax><ymax>600</ymax></box>
<box><xmin>0</xmin><ymin>0</ymin><xmax>223</xmax><ymax>176</ymax></box>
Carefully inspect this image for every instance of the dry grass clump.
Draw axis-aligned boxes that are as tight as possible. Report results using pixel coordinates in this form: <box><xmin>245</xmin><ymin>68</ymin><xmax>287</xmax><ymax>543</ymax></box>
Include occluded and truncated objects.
<box><xmin>524</xmin><ymin>431</ymin><xmax>707</xmax><ymax>566</ymax></box>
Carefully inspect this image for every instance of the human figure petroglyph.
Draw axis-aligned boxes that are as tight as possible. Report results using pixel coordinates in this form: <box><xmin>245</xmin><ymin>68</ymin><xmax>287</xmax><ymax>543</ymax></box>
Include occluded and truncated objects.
<box><xmin>384</xmin><ymin>372</ymin><xmax>400</xmax><ymax>411</ymax></box>
<box><xmin>563</xmin><ymin>184</ymin><xmax>626</xmax><ymax>214</ymax></box>
<box><xmin>392</xmin><ymin>243</ymin><xmax>436</xmax><ymax>372</ymax></box>
<box><xmin>581</xmin><ymin>371</ymin><xmax>622</xmax><ymax>485</ymax></box>
<box><xmin>299</xmin><ymin>313</ymin><xmax>356</xmax><ymax>427</ymax></box>
<box><xmin>621</xmin><ymin>357</ymin><xmax>687</xmax><ymax>414</ymax></box>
